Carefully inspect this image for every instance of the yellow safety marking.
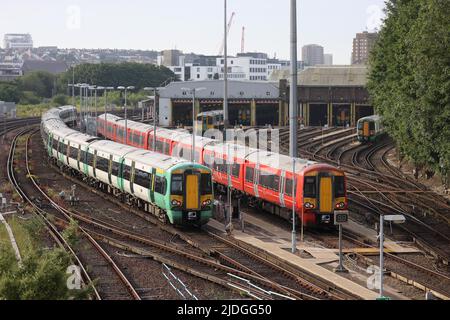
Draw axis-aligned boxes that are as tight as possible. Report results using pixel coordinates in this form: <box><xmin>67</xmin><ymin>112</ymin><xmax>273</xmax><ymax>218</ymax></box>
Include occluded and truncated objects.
<box><xmin>186</xmin><ymin>175</ymin><xmax>199</xmax><ymax>209</ymax></box>
<box><xmin>319</xmin><ymin>177</ymin><xmax>333</xmax><ymax>213</ymax></box>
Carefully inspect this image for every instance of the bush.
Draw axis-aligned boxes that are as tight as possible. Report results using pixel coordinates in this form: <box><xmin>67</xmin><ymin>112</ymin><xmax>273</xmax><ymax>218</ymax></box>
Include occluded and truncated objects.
<box><xmin>20</xmin><ymin>91</ymin><xmax>41</xmax><ymax>105</ymax></box>
<box><xmin>53</xmin><ymin>94</ymin><xmax>69</xmax><ymax>106</ymax></box>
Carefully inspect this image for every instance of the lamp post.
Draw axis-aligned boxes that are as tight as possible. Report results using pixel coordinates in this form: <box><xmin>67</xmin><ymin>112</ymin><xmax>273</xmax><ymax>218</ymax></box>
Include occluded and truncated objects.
<box><xmin>181</xmin><ymin>87</ymin><xmax>205</xmax><ymax>162</ymax></box>
<box><xmin>144</xmin><ymin>87</ymin><xmax>158</xmax><ymax>151</ymax></box>
<box><xmin>117</xmin><ymin>86</ymin><xmax>135</xmax><ymax>144</ymax></box>
<box><xmin>378</xmin><ymin>214</ymin><xmax>406</xmax><ymax>300</ymax></box>
<box><xmin>96</xmin><ymin>86</ymin><xmax>105</xmax><ymax>136</ymax></box>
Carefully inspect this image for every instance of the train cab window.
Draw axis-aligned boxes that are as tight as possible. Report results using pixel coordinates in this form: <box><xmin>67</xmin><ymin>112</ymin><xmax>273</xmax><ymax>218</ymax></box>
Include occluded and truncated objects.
<box><xmin>123</xmin><ymin>164</ymin><xmax>132</xmax><ymax>181</ymax></box>
<box><xmin>304</xmin><ymin>177</ymin><xmax>317</xmax><ymax>198</ymax></box>
<box><xmin>111</xmin><ymin>161</ymin><xmax>120</xmax><ymax>176</ymax></box>
<box><xmin>154</xmin><ymin>176</ymin><xmax>166</xmax><ymax>195</ymax></box>
<box><xmin>369</xmin><ymin>122</ymin><xmax>375</xmax><ymax>130</ymax></box>
<box><xmin>96</xmin><ymin>156</ymin><xmax>109</xmax><ymax>172</ymax></box>
<box><xmin>201</xmin><ymin>174</ymin><xmax>212</xmax><ymax>195</ymax></box>
<box><xmin>334</xmin><ymin>176</ymin><xmax>346</xmax><ymax>198</ymax></box>
<box><xmin>245</xmin><ymin>167</ymin><xmax>254</xmax><ymax>182</ymax></box>
<box><xmin>171</xmin><ymin>175</ymin><xmax>183</xmax><ymax>195</ymax></box>
<box><xmin>357</xmin><ymin>122</ymin><xmax>363</xmax><ymax>130</ymax></box>
<box><xmin>134</xmin><ymin>169</ymin><xmax>151</xmax><ymax>189</ymax></box>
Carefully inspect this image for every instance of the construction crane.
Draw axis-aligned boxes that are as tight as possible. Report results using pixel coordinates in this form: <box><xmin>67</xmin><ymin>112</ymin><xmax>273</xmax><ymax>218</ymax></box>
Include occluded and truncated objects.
<box><xmin>241</xmin><ymin>26</ymin><xmax>245</xmax><ymax>53</ymax></box>
<box><xmin>218</xmin><ymin>11</ymin><xmax>236</xmax><ymax>55</ymax></box>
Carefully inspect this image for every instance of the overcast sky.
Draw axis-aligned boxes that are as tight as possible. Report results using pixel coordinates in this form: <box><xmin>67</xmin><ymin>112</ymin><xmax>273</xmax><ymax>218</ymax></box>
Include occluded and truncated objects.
<box><xmin>0</xmin><ymin>0</ymin><xmax>386</xmax><ymax>64</ymax></box>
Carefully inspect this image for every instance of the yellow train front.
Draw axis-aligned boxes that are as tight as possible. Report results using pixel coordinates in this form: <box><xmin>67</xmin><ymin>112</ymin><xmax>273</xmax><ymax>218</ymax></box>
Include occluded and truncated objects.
<box><xmin>196</xmin><ymin>110</ymin><xmax>224</xmax><ymax>135</ymax></box>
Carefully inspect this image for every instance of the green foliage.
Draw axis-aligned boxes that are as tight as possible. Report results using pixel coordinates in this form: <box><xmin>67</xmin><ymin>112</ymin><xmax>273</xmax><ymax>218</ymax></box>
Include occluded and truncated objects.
<box><xmin>0</xmin><ymin>82</ymin><xmax>21</xmax><ymax>103</ymax></box>
<box><xmin>368</xmin><ymin>0</ymin><xmax>450</xmax><ymax>174</ymax></box>
<box><xmin>16</xmin><ymin>104</ymin><xmax>55</xmax><ymax>117</ymax></box>
<box><xmin>0</xmin><ymin>245</ymin><xmax>91</xmax><ymax>300</ymax></box>
<box><xmin>20</xmin><ymin>91</ymin><xmax>41</xmax><ymax>105</ymax></box>
<box><xmin>62</xmin><ymin>219</ymin><xmax>80</xmax><ymax>247</ymax></box>
<box><xmin>52</xmin><ymin>94</ymin><xmax>69</xmax><ymax>106</ymax></box>
<box><xmin>58</xmin><ymin>62</ymin><xmax>176</xmax><ymax>93</ymax></box>
<box><xmin>18</xmin><ymin>71</ymin><xmax>56</xmax><ymax>98</ymax></box>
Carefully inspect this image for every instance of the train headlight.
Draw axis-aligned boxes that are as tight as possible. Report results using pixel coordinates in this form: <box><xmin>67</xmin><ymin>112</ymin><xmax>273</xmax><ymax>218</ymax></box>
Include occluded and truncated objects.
<box><xmin>304</xmin><ymin>202</ymin><xmax>315</xmax><ymax>209</ymax></box>
<box><xmin>202</xmin><ymin>199</ymin><xmax>212</xmax><ymax>207</ymax></box>
<box><xmin>335</xmin><ymin>202</ymin><xmax>345</xmax><ymax>209</ymax></box>
<box><xmin>171</xmin><ymin>199</ymin><xmax>182</xmax><ymax>207</ymax></box>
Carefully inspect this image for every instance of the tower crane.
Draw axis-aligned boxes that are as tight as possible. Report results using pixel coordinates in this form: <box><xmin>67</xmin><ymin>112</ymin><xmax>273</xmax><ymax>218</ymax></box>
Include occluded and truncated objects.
<box><xmin>218</xmin><ymin>11</ymin><xmax>236</xmax><ymax>55</ymax></box>
<box><xmin>241</xmin><ymin>26</ymin><xmax>245</xmax><ymax>53</ymax></box>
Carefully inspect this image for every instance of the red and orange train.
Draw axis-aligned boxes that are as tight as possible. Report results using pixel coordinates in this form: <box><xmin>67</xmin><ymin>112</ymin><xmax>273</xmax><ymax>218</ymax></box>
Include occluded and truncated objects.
<box><xmin>97</xmin><ymin>114</ymin><xmax>348</xmax><ymax>226</ymax></box>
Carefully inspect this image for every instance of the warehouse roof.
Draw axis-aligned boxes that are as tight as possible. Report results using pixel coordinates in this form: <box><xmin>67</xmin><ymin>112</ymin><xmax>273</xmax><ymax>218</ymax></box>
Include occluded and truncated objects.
<box><xmin>271</xmin><ymin>65</ymin><xmax>368</xmax><ymax>87</ymax></box>
<box><xmin>158</xmin><ymin>80</ymin><xmax>280</xmax><ymax>99</ymax></box>
<box><xmin>22</xmin><ymin>60</ymin><xmax>68</xmax><ymax>75</ymax></box>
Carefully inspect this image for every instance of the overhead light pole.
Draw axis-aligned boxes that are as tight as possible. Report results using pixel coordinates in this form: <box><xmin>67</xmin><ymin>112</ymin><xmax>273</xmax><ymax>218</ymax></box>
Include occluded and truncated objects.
<box><xmin>96</xmin><ymin>86</ymin><xmax>105</xmax><ymax>136</ymax></box>
<box><xmin>290</xmin><ymin>0</ymin><xmax>299</xmax><ymax>253</ymax></box>
<box><xmin>181</xmin><ymin>87</ymin><xmax>205</xmax><ymax>162</ymax></box>
<box><xmin>144</xmin><ymin>87</ymin><xmax>159</xmax><ymax>151</ymax></box>
<box><xmin>117</xmin><ymin>86</ymin><xmax>135</xmax><ymax>144</ymax></box>
<box><xmin>223</xmin><ymin>0</ymin><xmax>229</xmax><ymax>129</ymax></box>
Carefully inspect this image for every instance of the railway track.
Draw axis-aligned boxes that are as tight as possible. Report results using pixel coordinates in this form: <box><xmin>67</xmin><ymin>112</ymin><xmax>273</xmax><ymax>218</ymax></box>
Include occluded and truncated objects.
<box><xmin>7</xmin><ymin>128</ymin><xmax>140</xmax><ymax>300</ymax></box>
<box><xmin>28</xmin><ymin>127</ymin><xmax>363</xmax><ymax>300</ymax></box>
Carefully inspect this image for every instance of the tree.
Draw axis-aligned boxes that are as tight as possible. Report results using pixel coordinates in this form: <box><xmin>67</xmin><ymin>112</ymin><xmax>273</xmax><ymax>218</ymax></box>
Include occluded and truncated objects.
<box><xmin>18</xmin><ymin>71</ymin><xmax>56</xmax><ymax>98</ymax></box>
<box><xmin>57</xmin><ymin>62</ymin><xmax>176</xmax><ymax>93</ymax></box>
<box><xmin>368</xmin><ymin>0</ymin><xmax>450</xmax><ymax>174</ymax></box>
<box><xmin>0</xmin><ymin>82</ymin><xmax>20</xmax><ymax>103</ymax></box>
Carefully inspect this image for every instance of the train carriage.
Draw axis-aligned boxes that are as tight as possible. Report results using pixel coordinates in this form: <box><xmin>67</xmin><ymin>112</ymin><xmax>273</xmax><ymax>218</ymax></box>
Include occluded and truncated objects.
<box><xmin>41</xmin><ymin>107</ymin><xmax>214</xmax><ymax>227</ymax></box>
<box><xmin>97</xmin><ymin>112</ymin><xmax>349</xmax><ymax>227</ymax></box>
<box><xmin>357</xmin><ymin>115</ymin><xmax>384</xmax><ymax>143</ymax></box>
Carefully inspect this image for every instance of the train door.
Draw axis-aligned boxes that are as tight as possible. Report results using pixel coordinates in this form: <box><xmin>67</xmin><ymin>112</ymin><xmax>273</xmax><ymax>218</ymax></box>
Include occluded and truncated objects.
<box><xmin>185</xmin><ymin>173</ymin><xmax>200</xmax><ymax>210</ymax></box>
<box><xmin>319</xmin><ymin>175</ymin><xmax>333</xmax><ymax>213</ymax></box>
<box><xmin>363</xmin><ymin>122</ymin><xmax>370</xmax><ymax>137</ymax></box>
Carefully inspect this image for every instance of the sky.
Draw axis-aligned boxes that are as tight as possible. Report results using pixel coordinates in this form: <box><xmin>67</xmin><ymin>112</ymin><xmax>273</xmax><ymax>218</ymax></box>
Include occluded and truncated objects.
<box><xmin>0</xmin><ymin>0</ymin><xmax>386</xmax><ymax>64</ymax></box>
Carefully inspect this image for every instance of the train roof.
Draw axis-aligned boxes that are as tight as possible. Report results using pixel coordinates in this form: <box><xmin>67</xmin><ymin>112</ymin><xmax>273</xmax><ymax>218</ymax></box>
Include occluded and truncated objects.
<box><xmin>66</xmin><ymin>132</ymin><xmax>100</xmax><ymax>145</ymax></box>
<box><xmin>89</xmin><ymin>140</ymin><xmax>137</xmax><ymax>157</ymax></box>
<box><xmin>125</xmin><ymin>149</ymin><xmax>189</xmax><ymax>170</ymax></box>
<box><xmin>357</xmin><ymin>115</ymin><xmax>381</xmax><ymax>122</ymax></box>
<box><xmin>247</xmin><ymin>151</ymin><xmax>317</xmax><ymax>173</ymax></box>
<box><xmin>98</xmin><ymin>113</ymin><xmax>122</xmax><ymax>122</ymax></box>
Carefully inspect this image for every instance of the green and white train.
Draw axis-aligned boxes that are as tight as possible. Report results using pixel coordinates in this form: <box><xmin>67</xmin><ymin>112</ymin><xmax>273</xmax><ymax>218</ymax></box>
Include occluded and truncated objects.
<box><xmin>357</xmin><ymin>115</ymin><xmax>384</xmax><ymax>143</ymax></box>
<box><xmin>41</xmin><ymin>106</ymin><xmax>214</xmax><ymax>226</ymax></box>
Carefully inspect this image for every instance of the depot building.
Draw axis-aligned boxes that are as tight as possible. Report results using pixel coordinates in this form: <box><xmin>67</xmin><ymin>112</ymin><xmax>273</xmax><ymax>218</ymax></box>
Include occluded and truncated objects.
<box><xmin>157</xmin><ymin>66</ymin><xmax>374</xmax><ymax>128</ymax></box>
<box><xmin>280</xmin><ymin>65</ymin><xmax>374</xmax><ymax>127</ymax></box>
<box><xmin>157</xmin><ymin>80</ymin><xmax>281</xmax><ymax>127</ymax></box>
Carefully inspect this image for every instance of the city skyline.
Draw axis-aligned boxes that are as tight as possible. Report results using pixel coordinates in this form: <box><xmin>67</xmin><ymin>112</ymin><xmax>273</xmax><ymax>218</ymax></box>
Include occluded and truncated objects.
<box><xmin>0</xmin><ymin>0</ymin><xmax>386</xmax><ymax>64</ymax></box>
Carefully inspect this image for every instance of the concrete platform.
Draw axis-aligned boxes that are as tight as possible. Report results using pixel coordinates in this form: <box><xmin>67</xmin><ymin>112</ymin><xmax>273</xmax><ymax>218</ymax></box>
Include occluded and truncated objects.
<box><xmin>207</xmin><ymin>219</ymin><xmax>379</xmax><ymax>300</ymax></box>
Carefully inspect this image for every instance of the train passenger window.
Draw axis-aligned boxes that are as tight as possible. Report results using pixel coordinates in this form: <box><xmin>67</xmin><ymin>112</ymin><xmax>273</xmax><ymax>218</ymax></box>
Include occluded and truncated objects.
<box><xmin>259</xmin><ymin>172</ymin><xmax>279</xmax><ymax>191</ymax></box>
<box><xmin>231</xmin><ymin>164</ymin><xmax>240</xmax><ymax>177</ymax></box>
<box><xmin>155</xmin><ymin>140</ymin><xmax>165</xmax><ymax>153</ymax></box>
<box><xmin>285</xmin><ymin>178</ymin><xmax>293</xmax><ymax>196</ymax></box>
<box><xmin>134</xmin><ymin>169</ymin><xmax>151</xmax><ymax>189</ymax></box>
<box><xmin>154</xmin><ymin>176</ymin><xmax>167</xmax><ymax>195</ymax></box>
<box><xmin>245</xmin><ymin>167</ymin><xmax>254</xmax><ymax>182</ymax></box>
<box><xmin>80</xmin><ymin>150</ymin><xmax>87</xmax><ymax>163</ymax></box>
<box><xmin>334</xmin><ymin>176</ymin><xmax>345</xmax><ymax>198</ymax></box>
<box><xmin>201</xmin><ymin>174</ymin><xmax>212</xmax><ymax>195</ymax></box>
<box><xmin>69</xmin><ymin>146</ymin><xmax>78</xmax><ymax>160</ymax></box>
<box><xmin>59</xmin><ymin>142</ymin><xmax>67</xmax><ymax>155</ymax></box>
<box><xmin>117</xmin><ymin>128</ymin><xmax>124</xmax><ymax>139</ymax></box>
<box><xmin>304</xmin><ymin>177</ymin><xmax>317</xmax><ymax>198</ymax></box>
<box><xmin>86</xmin><ymin>152</ymin><xmax>95</xmax><ymax>167</ymax></box>
<box><xmin>111</xmin><ymin>161</ymin><xmax>120</xmax><ymax>176</ymax></box>
<box><xmin>123</xmin><ymin>164</ymin><xmax>132</xmax><ymax>181</ymax></box>
<box><xmin>171</xmin><ymin>175</ymin><xmax>183</xmax><ymax>195</ymax></box>
<box><xmin>96</xmin><ymin>156</ymin><xmax>109</xmax><ymax>172</ymax></box>
<box><xmin>52</xmin><ymin>138</ymin><xmax>58</xmax><ymax>150</ymax></box>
